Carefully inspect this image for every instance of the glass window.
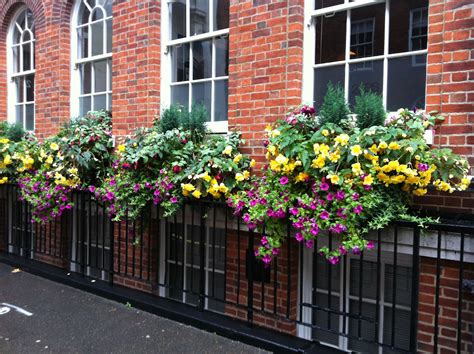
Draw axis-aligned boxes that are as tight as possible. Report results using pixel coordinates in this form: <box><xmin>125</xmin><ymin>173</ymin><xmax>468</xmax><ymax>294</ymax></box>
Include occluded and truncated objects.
<box><xmin>312</xmin><ymin>0</ymin><xmax>428</xmax><ymax>110</ymax></box>
<box><xmin>74</xmin><ymin>0</ymin><xmax>113</xmax><ymax>115</ymax></box>
<box><xmin>9</xmin><ymin>8</ymin><xmax>35</xmax><ymax>130</ymax></box>
<box><xmin>166</xmin><ymin>0</ymin><xmax>229</xmax><ymax>128</ymax></box>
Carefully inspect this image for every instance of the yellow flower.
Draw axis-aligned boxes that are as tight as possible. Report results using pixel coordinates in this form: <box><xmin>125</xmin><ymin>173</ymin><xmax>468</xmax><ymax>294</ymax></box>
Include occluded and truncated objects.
<box><xmin>377</xmin><ymin>172</ymin><xmax>390</xmax><ymax>183</ymax></box>
<box><xmin>311</xmin><ymin>155</ymin><xmax>325</xmax><ymax>169</ymax></box>
<box><xmin>45</xmin><ymin>156</ymin><xmax>53</xmax><ymax>165</ymax></box>
<box><xmin>181</xmin><ymin>183</ymin><xmax>195</xmax><ymax>192</ymax></box>
<box><xmin>321</xmin><ymin>129</ymin><xmax>329</xmax><ymax>137</ymax></box>
<box><xmin>363</xmin><ymin>175</ymin><xmax>373</xmax><ymax>185</ymax></box>
<box><xmin>295</xmin><ymin>172</ymin><xmax>309</xmax><ymax>182</ymax></box>
<box><xmin>117</xmin><ymin>144</ymin><xmax>126</xmax><ymax>153</ymax></box>
<box><xmin>378</xmin><ymin>141</ymin><xmax>388</xmax><ymax>150</ymax></box>
<box><xmin>243</xmin><ymin>171</ymin><xmax>250</xmax><ymax>179</ymax></box>
<box><xmin>0</xmin><ymin>138</ymin><xmax>10</xmax><ymax>144</ymax></box>
<box><xmin>351</xmin><ymin>163</ymin><xmax>362</xmax><ymax>175</ymax></box>
<box><xmin>334</xmin><ymin>134</ymin><xmax>349</xmax><ymax>146</ymax></box>
<box><xmin>50</xmin><ymin>142</ymin><xmax>59</xmax><ymax>151</ymax></box>
<box><xmin>271</xmin><ymin>129</ymin><xmax>281</xmax><ymax>138</ymax></box>
<box><xmin>388</xmin><ymin>142</ymin><xmax>400</xmax><ymax>150</ymax></box>
<box><xmin>275</xmin><ymin>154</ymin><xmax>289</xmax><ymax>166</ymax></box>
<box><xmin>192</xmin><ymin>190</ymin><xmax>202</xmax><ymax>199</ymax></box>
<box><xmin>369</xmin><ymin>144</ymin><xmax>379</xmax><ymax>154</ymax></box>
<box><xmin>270</xmin><ymin>160</ymin><xmax>281</xmax><ymax>171</ymax></box>
<box><xmin>218</xmin><ymin>183</ymin><xmax>229</xmax><ymax>193</ymax></box>
<box><xmin>350</xmin><ymin>145</ymin><xmax>362</xmax><ymax>156</ymax></box>
<box><xmin>222</xmin><ymin>145</ymin><xmax>233</xmax><ymax>156</ymax></box>
<box><xmin>233</xmin><ymin>154</ymin><xmax>242</xmax><ymax>164</ymax></box>
<box><xmin>329</xmin><ymin>151</ymin><xmax>340</xmax><ymax>163</ymax></box>
<box><xmin>68</xmin><ymin>167</ymin><xmax>78</xmax><ymax>175</ymax></box>
<box><xmin>198</xmin><ymin>172</ymin><xmax>211</xmax><ymax>182</ymax></box>
<box><xmin>250</xmin><ymin>159</ymin><xmax>256</xmax><ymax>168</ymax></box>
<box><xmin>3</xmin><ymin>155</ymin><xmax>11</xmax><ymax>165</ymax></box>
<box><xmin>328</xmin><ymin>174</ymin><xmax>340</xmax><ymax>184</ymax></box>
<box><xmin>413</xmin><ymin>188</ymin><xmax>427</xmax><ymax>196</ymax></box>
<box><xmin>235</xmin><ymin>173</ymin><xmax>245</xmax><ymax>182</ymax></box>
<box><xmin>390</xmin><ymin>175</ymin><xmax>406</xmax><ymax>184</ymax></box>
<box><xmin>0</xmin><ymin>177</ymin><xmax>8</xmax><ymax>184</ymax></box>
<box><xmin>267</xmin><ymin>145</ymin><xmax>277</xmax><ymax>156</ymax></box>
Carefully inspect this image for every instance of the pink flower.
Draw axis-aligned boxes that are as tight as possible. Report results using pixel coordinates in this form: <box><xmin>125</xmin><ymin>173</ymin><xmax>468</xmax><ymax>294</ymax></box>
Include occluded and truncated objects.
<box><xmin>329</xmin><ymin>256</ymin><xmax>340</xmax><ymax>265</ymax></box>
<box><xmin>367</xmin><ymin>241</ymin><xmax>375</xmax><ymax>250</ymax></box>
<box><xmin>172</xmin><ymin>165</ymin><xmax>182</xmax><ymax>173</ymax></box>
<box><xmin>320</xmin><ymin>210</ymin><xmax>330</xmax><ymax>220</ymax></box>
<box><xmin>306</xmin><ymin>240</ymin><xmax>314</xmax><ymax>249</ymax></box>
<box><xmin>352</xmin><ymin>193</ymin><xmax>360</xmax><ymax>201</ymax></box>
<box><xmin>289</xmin><ymin>207</ymin><xmax>299</xmax><ymax>216</ymax></box>
<box><xmin>295</xmin><ymin>232</ymin><xmax>304</xmax><ymax>242</ymax></box>
<box><xmin>354</xmin><ymin>205</ymin><xmax>363</xmax><ymax>215</ymax></box>
<box><xmin>320</xmin><ymin>182</ymin><xmax>329</xmax><ymax>191</ymax></box>
<box><xmin>170</xmin><ymin>197</ymin><xmax>178</xmax><ymax>203</ymax></box>
<box><xmin>280</xmin><ymin>176</ymin><xmax>289</xmax><ymax>185</ymax></box>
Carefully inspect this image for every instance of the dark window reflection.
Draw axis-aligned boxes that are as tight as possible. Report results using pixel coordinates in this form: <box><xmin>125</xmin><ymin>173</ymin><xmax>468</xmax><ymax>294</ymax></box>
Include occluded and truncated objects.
<box><xmin>349</xmin><ymin>60</ymin><xmax>383</xmax><ymax>106</ymax></box>
<box><xmin>313</xmin><ymin>65</ymin><xmax>344</xmax><ymax>108</ymax></box>
<box><xmin>213</xmin><ymin>0</ymin><xmax>229</xmax><ymax>30</ymax></box>
<box><xmin>171</xmin><ymin>0</ymin><xmax>186</xmax><ymax>39</ymax></box>
<box><xmin>315</xmin><ymin>12</ymin><xmax>346</xmax><ymax>64</ymax></box>
<box><xmin>350</xmin><ymin>4</ymin><xmax>385</xmax><ymax>59</ymax></box>
<box><xmin>172</xmin><ymin>44</ymin><xmax>190</xmax><ymax>82</ymax></box>
<box><xmin>315</xmin><ymin>0</ymin><xmax>343</xmax><ymax>9</ymax></box>
<box><xmin>390</xmin><ymin>0</ymin><xmax>428</xmax><ymax>54</ymax></box>
<box><xmin>192</xmin><ymin>40</ymin><xmax>212</xmax><ymax>80</ymax></box>
<box><xmin>191</xmin><ymin>0</ymin><xmax>209</xmax><ymax>35</ymax></box>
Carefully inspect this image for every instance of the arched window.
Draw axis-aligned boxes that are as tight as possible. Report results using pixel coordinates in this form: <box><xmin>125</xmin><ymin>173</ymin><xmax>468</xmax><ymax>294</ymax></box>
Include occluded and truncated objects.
<box><xmin>71</xmin><ymin>0</ymin><xmax>112</xmax><ymax>116</ymax></box>
<box><xmin>7</xmin><ymin>7</ymin><xmax>35</xmax><ymax>130</ymax></box>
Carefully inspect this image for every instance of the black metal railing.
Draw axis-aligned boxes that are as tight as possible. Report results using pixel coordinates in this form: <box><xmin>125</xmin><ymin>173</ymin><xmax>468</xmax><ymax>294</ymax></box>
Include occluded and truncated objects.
<box><xmin>1</xmin><ymin>184</ymin><xmax>472</xmax><ymax>353</ymax></box>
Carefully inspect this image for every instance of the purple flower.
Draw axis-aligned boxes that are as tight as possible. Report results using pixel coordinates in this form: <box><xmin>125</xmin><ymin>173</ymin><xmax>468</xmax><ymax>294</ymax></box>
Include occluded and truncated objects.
<box><xmin>320</xmin><ymin>210</ymin><xmax>330</xmax><ymax>220</ymax></box>
<box><xmin>336</xmin><ymin>190</ymin><xmax>345</xmax><ymax>201</ymax></box>
<box><xmin>352</xmin><ymin>193</ymin><xmax>360</xmax><ymax>201</ymax></box>
<box><xmin>263</xmin><ymin>255</ymin><xmax>272</xmax><ymax>264</ymax></box>
<box><xmin>295</xmin><ymin>232</ymin><xmax>304</xmax><ymax>242</ymax></box>
<box><xmin>170</xmin><ymin>197</ymin><xmax>178</xmax><ymax>203</ymax></box>
<box><xmin>353</xmin><ymin>205</ymin><xmax>363</xmax><ymax>215</ymax></box>
<box><xmin>320</xmin><ymin>182</ymin><xmax>329</xmax><ymax>191</ymax></box>
<box><xmin>329</xmin><ymin>223</ymin><xmax>347</xmax><ymax>234</ymax></box>
<box><xmin>243</xmin><ymin>213</ymin><xmax>250</xmax><ymax>223</ymax></box>
<box><xmin>352</xmin><ymin>246</ymin><xmax>361</xmax><ymax>255</ymax></box>
<box><xmin>261</xmin><ymin>236</ymin><xmax>268</xmax><ymax>245</ymax></box>
<box><xmin>154</xmin><ymin>189</ymin><xmax>161</xmax><ymax>197</ymax></box>
<box><xmin>337</xmin><ymin>208</ymin><xmax>346</xmax><ymax>219</ymax></box>
<box><xmin>89</xmin><ymin>185</ymin><xmax>95</xmax><ymax>193</ymax></box>
<box><xmin>417</xmin><ymin>163</ymin><xmax>429</xmax><ymax>172</ymax></box>
<box><xmin>289</xmin><ymin>207</ymin><xmax>299</xmax><ymax>216</ymax></box>
<box><xmin>310</xmin><ymin>227</ymin><xmax>319</xmax><ymax>236</ymax></box>
<box><xmin>272</xmin><ymin>248</ymin><xmax>280</xmax><ymax>256</ymax></box>
<box><xmin>339</xmin><ymin>245</ymin><xmax>347</xmax><ymax>255</ymax></box>
<box><xmin>326</xmin><ymin>193</ymin><xmax>334</xmax><ymax>201</ymax></box>
<box><xmin>134</xmin><ymin>184</ymin><xmax>140</xmax><ymax>193</ymax></box>
<box><xmin>109</xmin><ymin>179</ymin><xmax>116</xmax><ymax>186</ymax></box>
<box><xmin>280</xmin><ymin>176</ymin><xmax>289</xmax><ymax>185</ymax></box>
<box><xmin>367</xmin><ymin>241</ymin><xmax>375</xmax><ymax>250</ymax></box>
<box><xmin>250</xmin><ymin>200</ymin><xmax>257</xmax><ymax>207</ymax></box>
<box><xmin>329</xmin><ymin>256</ymin><xmax>340</xmax><ymax>265</ymax></box>
<box><xmin>306</xmin><ymin>240</ymin><xmax>314</xmax><ymax>249</ymax></box>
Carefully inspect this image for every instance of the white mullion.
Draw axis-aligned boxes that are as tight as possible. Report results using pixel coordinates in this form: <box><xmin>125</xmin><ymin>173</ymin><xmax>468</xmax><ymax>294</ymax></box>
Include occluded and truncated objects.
<box><xmin>209</xmin><ymin>0</ymin><xmax>214</xmax><ymax>32</ymax></box>
<box><xmin>91</xmin><ymin>59</ymin><xmax>96</xmax><ymax>111</ymax></box>
<box><xmin>211</xmin><ymin>38</ymin><xmax>216</xmax><ymax>123</ymax></box>
<box><xmin>186</xmin><ymin>0</ymin><xmax>190</xmax><ymax>38</ymax></box>
<box><xmin>382</xmin><ymin>0</ymin><xmax>390</xmax><ymax>108</ymax></box>
<box><xmin>30</xmin><ymin>42</ymin><xmax>34</xmax><ymax>70</ymax></box>
<box><xmin>302</xmin><ymin>0</ymin><xmax>316</xmax><ymax>104</ymax></box>
<box><xmin>102</xmin><ymin>19</ymin><xmax>107</xmax><ymax>55</ymax></box>
<box><xmin>167</xmin><ymin>29</ymin><xmax>229</xmax><ymax>47</ymax></box>
<box><xmin>344</xmin><ymin>9</ymin><xmax>351</xmax><ymax>103</ymax></box>
<box><xmin>311</xmin><ymin>0</ymin><xmax>385</xmax><ymax>17</ymax></box>
<box><xmin>23</xmin><ymin>77</ymin><xmax>27</xmax><ymax>128</ymax></box>
<box><xmin>189</xmin><ymin>43</ymin><xmax>193</xmax><ymax>110</ymax></box>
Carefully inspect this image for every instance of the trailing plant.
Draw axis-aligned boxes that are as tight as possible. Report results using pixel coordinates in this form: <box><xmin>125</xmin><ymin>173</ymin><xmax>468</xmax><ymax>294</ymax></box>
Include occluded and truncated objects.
<box><xmin>354</xmin><ymin>86</ymin><xmax>386</xmax><ymax>129</ymax></box>
<box><xmin>318</xmin><ymin>83</ymin><xmax>350</xmax><ymax>127</ymax></box>
<box><xmin>229</xmin><ymin>106</ymin><xmax>471</xmax><ymax>265</ymax></box>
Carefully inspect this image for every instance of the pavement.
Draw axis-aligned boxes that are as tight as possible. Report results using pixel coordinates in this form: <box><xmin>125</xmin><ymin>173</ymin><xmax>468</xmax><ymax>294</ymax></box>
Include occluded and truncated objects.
<box><xmin>0</xmin><ymin>263</ymin><xmax>268</xmax><ymax>354</ymax></box>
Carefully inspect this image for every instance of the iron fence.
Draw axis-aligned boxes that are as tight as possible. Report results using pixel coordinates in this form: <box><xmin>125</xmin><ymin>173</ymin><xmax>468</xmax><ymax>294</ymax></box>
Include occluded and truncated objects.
<box><xmin>0</xmin><ymin>185</ymin><xmax>472</xmax><ymax>353</ymax></box>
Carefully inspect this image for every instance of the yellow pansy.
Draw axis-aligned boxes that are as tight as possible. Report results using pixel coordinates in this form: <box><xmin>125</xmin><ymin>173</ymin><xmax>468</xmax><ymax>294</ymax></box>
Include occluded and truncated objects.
<box><xmin>390</xmin><ymin>175</ymin><xmax>406</xmax><ymax>184</ymax></box>
<box><xmin>378</xmin><ymin>141</ymin><xmax>388</xmax><ymax>150</ymax></box>
<box><xmin>275</xmin><ymin>154</ymin><xmax>289</xmax><ymax>166</ymax></box>
<box><xmin>117</xmin><ymin>144</ymin><xmax>126</xmax><ymax>152</ymax></box>
<box><xmin>0</xmin><ymin>177</ymin><xmax>8</xmax><ymax>184</ymax></box>
<box><xmin>351</xmin><ymin>163</ymin><xmax>362</xmax><ymax>175</ymax></box>
<box><xmin>328</xmin><ymin>174</ymin><xmax>340</xmax><ymax>184</ymax></box>
<box><xmin>222</xmin><ymin>145</ymin><xmax>233</xmax><ymax>156</ymax></box>
<box><xmin>311</xmin><ymin>155</ymin><xmax>325</xmax><ymax>169</ymax></box>
<box><xmin>321</xmin><ymin>129</ymin><xmax>329</xmax><ymax>137</ymax></box>
<box><xmin>233</xmin><ymin>154</ymin><xmax>242</xmax><ymax>164</ymax></box>
<box><xmin>218</xmin><ymin>183</ymin><xmax>228</xmax><ymax>193</ymax></box>
<box><xmin>192</xmin><ymin>190</ymin><xmax>202</xmax><ymax>199</ymax></box>
<box><xmin>3</xmin><ymin>155</ymin><xmax>11</xmax><ymax>165</ymax></box>
<box><xmin>198</xmin><ymin>172</ymin><xmax>211</xmax><ymax>182</ymax></box>
<box><xmin>350</xmin><ymin>145</ymin><xmax>362</xmax><ymax>156</ymax></box>
<box><xmin>181</xmin><ymin>183</ymin><xmax>195</xmax><ymax>192</ymax></box>
<box><xmin>271</xmin><ymin>129</ymin><xmax>281</xmax><ymax>138</ymax></box>
<box><xmin>363</xmin><ymin>175</ymin><xmax>373</xmax><ymax>185</ymax></box>
<box><xmin>413</xmin><ymin>188</ymin><xmax>427</xmax><ymax>196</ymax></box>
<box><xmin>50</xmin><ymin>142</ymin><xmax>59</xmax><ymax>151</ymax></box>
<box><xmin>45</xmin><ymin>156</ymin><xmax>53</xmax><ymax>165</ymax></box>
<box><xmin>270</xmin><ymin>160</ymin><xmax>281</xmax><ymax>171</ymax></box>
<box><xmin>0</xmin><ymin>138</ymin><xmax>10</xmax><ymax>144</ymax></box>
<box><xmin>334</xmin><ymin>134</ymin><xmax>349</xmax><ymax>146</ymax></box>
<box><xmin>68</xmin><ymin>167</ymin><xmax>78</xmax><ymax>175</ymax></box>
<box><xmin>295</xmin><ymin>172</ymin><xmax>309</xmax><ymax>182</ymax></box>
<box><xmin>267</xmin><ymin>145</ymin><xmax>277</xmax><ymax>156</ymax></box>
<box><xmin>369</xmin><ymin>144</ymin><xmax>379</xmax><ymax>154</ymax></box>
<box><xmin>329</xmin><ymin>151</ymin><xmax>340</xmax><ymax>163</ymax></box>
<box><xmin>235</xmin><ymin>173</ymin><xmax>245</xmax><ymax>182</ymax></box>
<box><xmin>388</xmin><ymin>142</ymin><xmax>400</xmax><ymax>150</ymax></box>
<box><xmin>243</xmin><ymin>171</ymin><xmax>250</xmax><ymax>179</ymax></box>
<box><xmin>250</xmin><ymin>159</ymin><xmax>256</xmax><ymax>168</ymax></box>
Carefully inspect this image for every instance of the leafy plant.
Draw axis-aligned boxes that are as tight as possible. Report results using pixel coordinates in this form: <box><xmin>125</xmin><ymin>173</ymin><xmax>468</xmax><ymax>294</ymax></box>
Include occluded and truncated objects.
<box><xmin>155</xmin><ymin>104</ymin><xmax>183</xmax><ymax>132</ymax></box>
<box><xmin>156</xmin><ymin>104</ymin><xmax>208</xmax><ymax>142</ymax></box>
<box><xmin>0</xmin><ymin>121</ymin><xmax>28</xmax><ymax>142</ymax></box>
<box><xmin>318</xmin><ymin>83</ymin><xmax>350</xmax><ymax>127</ymax></box>
<box><xmin>354</xmin><ymin>86</ymin><xmax>386</xmax><ymax>129</ymax></box>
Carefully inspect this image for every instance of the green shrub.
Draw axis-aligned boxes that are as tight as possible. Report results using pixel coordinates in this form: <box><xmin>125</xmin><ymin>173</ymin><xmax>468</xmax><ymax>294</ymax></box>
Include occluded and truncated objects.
<box><xmin>354</xmin><ymin>86</ymin><xmax>386</xmax><ymax>129</ymax></box>
<box><xmin>156</xmin><ymin>104</ymin><xmax>183</xmax><ymax>132</ymax></box>
<box><xmin>157</xmin><ymin>104</ymin><xmax>208</xmax><ymax>142</ymax></box>
<box><xmin>318</xmin><ymin>83</ymin><xmax>350</xmax><ymax>126</ymax></box>
<box><xmin>0</xmin><ymin>121</ymin><xmax>27</xmax><ymax>142</ymax></box>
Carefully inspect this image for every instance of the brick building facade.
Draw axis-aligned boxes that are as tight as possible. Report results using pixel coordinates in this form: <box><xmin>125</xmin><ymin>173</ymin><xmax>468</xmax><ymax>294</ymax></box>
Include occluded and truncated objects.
<box><xmin>0</xmin><ymin>0</ymin><xmax>473</xmax><ymax>352</ymax></box>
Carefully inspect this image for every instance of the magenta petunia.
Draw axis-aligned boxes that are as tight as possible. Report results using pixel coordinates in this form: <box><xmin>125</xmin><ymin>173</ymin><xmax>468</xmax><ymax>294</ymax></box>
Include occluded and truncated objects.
<box><xmin>280</xmin><ymin>176</ymin><xmax>289</xmax><ymax>185</ymax></box>
<box><xmin>353</xmin><ymin>205</ymin><xmax>363</xmax><ymax>215</ymax></box>
<box><xmin>320</xmin><ymin>210</ymin><xmax>330</xmax><ymax>220</ymax></box>
<box><xmin>320</xmin><ymin>182</ymin><xmax>329</xmax><ymax>191</ymax></box>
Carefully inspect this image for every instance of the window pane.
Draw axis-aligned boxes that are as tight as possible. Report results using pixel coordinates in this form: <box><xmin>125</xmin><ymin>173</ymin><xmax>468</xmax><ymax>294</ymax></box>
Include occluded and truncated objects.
<box><xmin>192</xmin><ymin>82</ymin><xmax>212</xmax><ymax>121</ymax></box>
<box><xmin>315</xmin><ymin>12</ymin><xmax>346</xmax><ymax>64</ymax></box>
<box><xmin>191</xmin><ymin>0</ymin><xmax>209</xmax><ymax>35</ymax></box>
<box><xmin>313</xmin><ymin>65</ymin><xmax>344</xmax><ymax>108</ymax></box>
<box><xmin>214</xmin><ymin>80</ymin><xmax>228</xmax><ymax>122</ymax></box>
<box><xmin>315</xmin><ymin>0</ymin><xmax>343</xmax><ymax>9</ymax></box>
<box><xmin>171</xmin><ymin>44</ymin><xmax>190</xmax><ymax>82</ymax></box>
<box><xmin>16</xmin><ymin>78</ymin><xmax>24</xmax><ymax>103</ymax></box>
<box><xmin>348</xmin><ymin>300</ymin><xmax>378</xmax><ymax>353</ymax></box>
<box><xmin>81</xmin><ymin>63</ymin><xmax>92</xmax><ymax>94</ymax></box>
<box><xmin>349</xmin><ymin>60</ymin><xmax>383</xmax><ymax>106</ymax></box>
<box><xmin>107</xmin><ymin>59</ymin><xmax>112</xmax><ymax>90</ymax></box>
<box><xmin>91</xmin><ymin>8</ymin><xmax>105</xmax><ymax>21</ymax></box>
<box><xmin>207</xmin><ymin>273</ymin><xmax>225</xmax><ymax>313</ymax></box>
<box><xmin>171</xmin><ymin>84</ymin><xmax>189</xmax><ymax>108</ymax></box>
<box><xmin>106</xmin><ymin>19</ymin><xmax>112</xmax><ymax>53</ymax></box>
<box><xmin>213</xmin><ymin>0</ymin><xmax>229</xmax><ymax>30</ymax></box>
<box><xmin>171</xmin><ymin>0</ymin><xmax>186</xmax><ymax>40</ymax></box>
<box><xmin>384</xmin><ymin>264</ymin><xmax>413</xmax><ymax>307</ymax></box>
<box><xmin>25</xmin><ymin>75</ymin><xmax>34</xmax><ymax>102</ymax></box>
<box><xmin>80</xmin><ymin>96</ymin><xmax>91</xmax><ymax>116</ymax></box>
<box><xmin>215</xmin><ymin>37</ymin><xmax>228</xmax><ymax>77</ymax></box>
<box><xmin>107</xmin><ymin>93</ymin><xmax>112</xmax><ymax>110</ymax></box>
<box><xmin>193</xmin><ymin>40</ymin><xmax>212</xmax><ymax>80</ymax></box>
<box><xmin>23</xmin><ymin>43</ymin><xmax>31</xmax><ymax>71</ymax></box>
<box><xmin>79</xmin><ymin>3</ymin><xmax>90</xmax><ymax>25</ymax></box>
<box><xmin>349</xmin><ymin>259</ymin><xmax>378</xmax><ymax>300</ymax></box>
<box><xmin>17</xmin><ymin>10</ymin><xmax>26</xmax><ymax>30</ymax></box>
<box><xmin>13</xmin><ymin>46</ymin><xmax>20</xmax><ymax>73</ymax></box>
<box><xmin>78</xmin><ymin>26</ymin><xmax>89</xmax><ymax>59</ymax></box>
<box><xmin>314</xmin><ymin>254</ymin><xmax>341</xmax><ymax>292</ymax></box>
<box><xmin>15</xmin><ymin>105</ymin><xmax>23</xmax><ymax>125</ymax></box>
<box><xmin>23</xmin><ymin>30</ymin><xmax>31</xmax><ymax>42</ymax></box>
<box><xmin>93</xmin><ymin>94</ymin><xmax>107</xmax><ymax>111</ymax></box>
<box><xmin>103</xmin><ymin>0</ymin><xmax>112</xmax><ymax>15</ymax></box>
<box><xmin>94</xmin><ymin>60</ymin><xmax>107</xmax><ymax>92</ymax></box>
<box><xmin>25</xmin><ymin>104</ymin><xmax>34</xmax><ymax>131</ymax></box>
<box><xmin>387</xmin><ymin>56</ymin><xmax>426</xmax><ymax>111</ymax></box>
<box><xmin>390</xmin><ymin>1</ymin><xmax>428</xmax><ymax>54</ymax></box>
<box><xmin>383</xmin><ymin>307</ymin><xmax>412</xmax><ymax>352</ymax></box>
<box><xmin>13</xmin><ymin>27</ymin><xmax>21</xmax><ymax>44</ymax></box>
<box><xmin>91</xmin><ymin>21</ymin><xmax>104</xmax><ymax>56</ymax></box>
<box><xmin>311</xmin><ymin>293</ymin><xmax>340</xmax><ymax>346</ymax></box>
<box><xmin>350</xmin><ymin>4</ymin><xmax>385</xmax><ymax>59</ymax></box>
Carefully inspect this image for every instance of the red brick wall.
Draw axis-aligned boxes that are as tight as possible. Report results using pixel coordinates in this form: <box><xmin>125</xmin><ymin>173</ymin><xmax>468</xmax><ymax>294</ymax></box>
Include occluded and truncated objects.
<box><xmin>418</xmin><ymin>257</ymin><xmax>474</xmax><ymax>353</ymax></box>
<box><xmin>111</xmin><ymin>0</ymin><xmax>161</xmax><ymax>140</ymax></box>
<box><xmin>228</xmin><ymin>0</ymin><xmax>304</xmax><ymax>165</ymax></box>
<box><xmin>225</xmin><ymin>230</ymin><xmax>298</xmax><ymax>335</ymax></box>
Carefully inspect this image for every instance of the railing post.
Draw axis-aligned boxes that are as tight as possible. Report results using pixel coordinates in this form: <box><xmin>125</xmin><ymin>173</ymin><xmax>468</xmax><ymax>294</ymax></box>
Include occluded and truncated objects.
<box><xmin>109</xmin><ymin>219</ymin><xmax>114</xmax><ymax>286</ymax></box>
<box><xmin>198</xmin><ymin>202</ymin><xmax>206</xmax><ymax>311</ymax></box>
<box><xmin>247</xmin><ymin>229</ymin><xmax>254</xmax><ymax>326</ymax></box>
<box><xmin>409</xmin><ymin>226</ymin><xmax>421</xmax><ymax>352</ymax></box>
<box><xmin>81</xmin><ymin>192</ymin><xmax>86</xmax><ymax>276</ymax></box>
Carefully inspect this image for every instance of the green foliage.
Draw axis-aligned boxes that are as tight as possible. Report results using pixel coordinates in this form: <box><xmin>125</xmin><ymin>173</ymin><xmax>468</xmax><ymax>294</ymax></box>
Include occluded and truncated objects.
<box><xmin>0</xmin><ymin>121</ymin><xmax>28</xmax><ymax>142</ymax></box>
<box><xmin>354</xmin><ymin>86</ymin><xmax>386</xmax><ymax>129</ymax></box>
<box><xmin>156</xmin><ymin>104</ymin><xmax>208</xmax><ymax>142</ymax></box>
<box><xmin>155</xmin><ymin>104</ymin><xmax>183</xmax><ymax>132</ymax></box>
<box><xmin>318</xmin><ymin>83</ymin><xmax>350</xmax><ymax>126</ymax></box>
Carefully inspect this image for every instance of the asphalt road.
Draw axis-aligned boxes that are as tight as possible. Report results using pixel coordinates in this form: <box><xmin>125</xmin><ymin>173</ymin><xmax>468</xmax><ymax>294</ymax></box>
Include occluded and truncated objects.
<box><xmin>0</xmin><ymin>263</ymin><xmax>268</xmax><ymax>354</ymax></box>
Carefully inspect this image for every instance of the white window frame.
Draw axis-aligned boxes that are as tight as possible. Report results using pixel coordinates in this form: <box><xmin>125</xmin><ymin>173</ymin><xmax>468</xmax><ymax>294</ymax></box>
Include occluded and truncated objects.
<box><xmin>161</xmin><ymin>0</ymin><xmax>229</xmax><ymax>133</ymax></box>
<box><xmin>302</xmin><ymin>0</ymin><xmax>428</xmax><ymax>108</ymax></box>
<box><xmin>70</xmin><ymin>0</ymin><xmax>113</xmax><ymax>118</ymax></box>
<box><xmin>7</xmin><ymin>6</ymin><xmax>36</xmax><ymax>131</ymax></box>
